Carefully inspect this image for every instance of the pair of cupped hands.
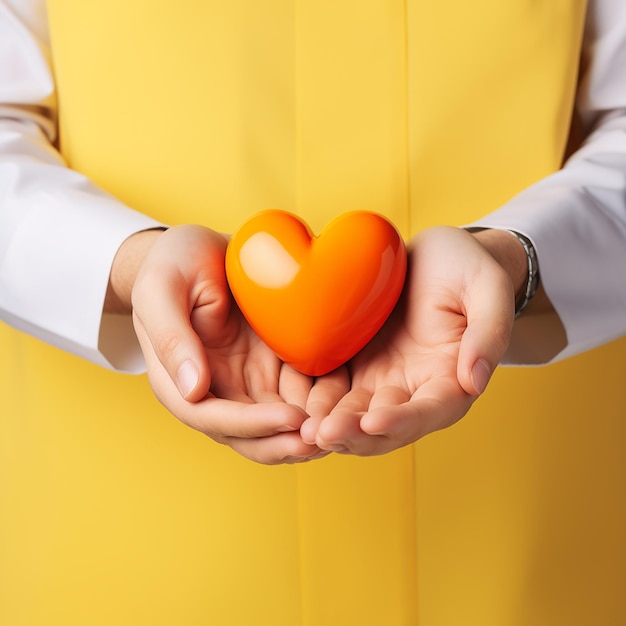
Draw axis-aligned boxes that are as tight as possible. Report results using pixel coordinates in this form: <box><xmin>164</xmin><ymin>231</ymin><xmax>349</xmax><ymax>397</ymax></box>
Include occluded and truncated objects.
<box><xmin>127</xmin><ymin>224</ymin><xmax>516</xmax><ymax>464</ymax></box>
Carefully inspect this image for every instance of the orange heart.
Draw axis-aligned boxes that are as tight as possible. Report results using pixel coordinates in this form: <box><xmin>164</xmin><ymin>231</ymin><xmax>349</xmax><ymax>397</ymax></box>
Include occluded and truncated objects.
<box><xmin>225</xmin><ymin>210</ymin><xmax>407</xmax><ymax>376</ymax></box>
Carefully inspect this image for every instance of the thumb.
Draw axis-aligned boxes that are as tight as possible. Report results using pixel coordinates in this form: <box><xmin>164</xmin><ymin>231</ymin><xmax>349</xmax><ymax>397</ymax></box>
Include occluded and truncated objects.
<box><xmin>133</xmin><ymin>274</ymin><xmax>211</xmax><ymax>403</ymax></box>
<box><xmin>457</xmin><ymin>278</ymin><xmax>515</xmax><ymax>396</ymax></box>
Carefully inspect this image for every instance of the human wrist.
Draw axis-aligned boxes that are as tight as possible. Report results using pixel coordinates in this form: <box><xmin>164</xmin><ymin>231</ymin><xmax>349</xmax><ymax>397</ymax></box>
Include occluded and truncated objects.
<box><xmin>468</xmin><ymin>228</ymin><xmax>531</xmax><ymax>313</ymax></box>
<box><xmin>105</xmin><ymin>228</ymin><xmax>166</xmax><ymax>314</ymax></box>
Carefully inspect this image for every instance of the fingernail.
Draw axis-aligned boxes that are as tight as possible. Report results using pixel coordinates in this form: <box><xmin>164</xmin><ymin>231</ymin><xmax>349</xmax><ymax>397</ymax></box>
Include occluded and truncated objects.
<box><xmin>317</xmin><ymin>442</ymin><xmax>348</xmax><ymax>453</ymax></box>
<box><xmin>471</xmin><ymin>359</ymin><xmax>492</xmax><ymax>395</ymax></box>
<box><xmin>177</xmin><ymin>360</ymin><xmax>199</xmax><ymax>398</ymax></box>
<box><xmin>299</xmin><ymin>417</ymin><xmax>316</xmax><ymax>444</ymax></box>
<box><xmin>276</xmin><ymin>425</ymin><xmax>298</xmax><ymax>433</ymax></box>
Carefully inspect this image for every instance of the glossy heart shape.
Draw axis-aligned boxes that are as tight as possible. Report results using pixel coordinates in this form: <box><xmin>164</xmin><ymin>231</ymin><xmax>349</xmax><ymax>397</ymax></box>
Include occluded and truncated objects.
<box><xmin>225</xmin><ymin>210</ymin><xmax>407</xmax><ymax>376</ymax></box>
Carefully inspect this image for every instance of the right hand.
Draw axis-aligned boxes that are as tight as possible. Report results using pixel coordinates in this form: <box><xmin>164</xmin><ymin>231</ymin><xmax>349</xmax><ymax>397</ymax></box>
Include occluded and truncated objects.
<box><xmin>126</xmin><ymin>225</ymin><xmax>348</xmax><ymax>464</ymax></box>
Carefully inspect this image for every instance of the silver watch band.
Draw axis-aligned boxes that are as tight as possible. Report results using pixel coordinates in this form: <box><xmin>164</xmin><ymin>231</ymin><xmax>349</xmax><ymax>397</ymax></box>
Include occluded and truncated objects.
<box><xmin>505</xmin><ymin>230</ymin><xmax>540</xmax><ymax>318</ymax></box>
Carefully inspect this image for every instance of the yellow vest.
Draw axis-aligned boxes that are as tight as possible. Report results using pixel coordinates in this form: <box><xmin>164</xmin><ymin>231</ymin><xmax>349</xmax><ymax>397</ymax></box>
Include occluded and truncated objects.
<box><xmin>2</xmin><ymin>1</ymin><xmax>625</xmax><ymax>624</ymax></box>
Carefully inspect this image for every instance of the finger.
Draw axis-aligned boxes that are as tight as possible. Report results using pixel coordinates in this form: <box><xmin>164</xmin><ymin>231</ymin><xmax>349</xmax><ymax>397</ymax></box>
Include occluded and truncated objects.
<box><xmin>140</xmin><ymin>326</ymin><xmax>315</xmax><ymax>443</ymax></box>
<box><xmin>329</xmin><ymin>387</ymin><xmax>373</xmax><ymax>413</ymax></box>
<box><xmin>366</xmin><ymin>385</ymin><xmax>411</xmax><ymax>412</ymax></box>
<box><xmin>315</xmin><ymin>408</ymin><xmax>364</xmax><ymax>452</ymax></box>
<box><xmin>313</xmin><ymin>386</ymin><xmax>404</xmax><ymax>455</ymax></box>
<box><xmin>361</xmin><ymin>377</ymin><xmax>473</xmax><ymax>442</ymax></box>
<box><xmin>305</xmin><ymin>366</ymin><xmax>350</xmax><ymax>417</ymax></box>
<box><xmin>227</xmin><ymin>432</ymin><xmax>328</xmax><ymax>465</ymax></box>
<box><xmin>299</xmin><ymin>368</ymin><xmax>350</xmax><ymax>444</ymax></box>
<box><xmin>300</xmin><ymin>416</ymin><xmax>324</xmax><ymax>445</ymax></box>
<box><xmin>313</xmin><ymin>387</ymin><xmax>371</xmax><ymax>449</ymax></box>
<box><xmin>181</xmin><ymin>397</ymin><xmax>310</xmax><ymax>439</ymax></box>
<box><xmin>457</xmin><ymin>269</ymin><xmax>514</xmax><ymax>396</ymax></box>
<box><xmin>133</xmin><ymin>275</ymin><xmax>212</xmax><ymax>403</ymax></box>
<box><xmin>300</xmin><ymin>367</ymin><xmax>369</xmax><ymax>450</ymax></box>
<box><xmin>278</xmin><ymin>363</ymin><xmax>313</xmax><ymax>410</ymax></box>
<box><xmin>324</xmin><ymin>374</ymin><xmax>472</xmax><ymax>456</ymax></box>
<box><xmin>313</xmin><ymin>386</ymin><xmax>371</xmax><ymax>451</ymax></box>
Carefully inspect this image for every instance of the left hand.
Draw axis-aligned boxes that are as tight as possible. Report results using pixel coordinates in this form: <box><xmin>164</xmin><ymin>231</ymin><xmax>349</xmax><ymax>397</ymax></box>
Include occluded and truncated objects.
<box><xmin>300</xmin><ymin>226</ymin><xmax>518</xmax><ymax>456</ymax></box>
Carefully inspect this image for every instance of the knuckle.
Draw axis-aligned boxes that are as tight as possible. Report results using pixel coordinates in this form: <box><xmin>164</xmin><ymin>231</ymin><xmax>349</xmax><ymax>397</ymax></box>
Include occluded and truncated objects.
<box><xmin>491</xmin><ymin>319</ymin><xmax>513</xmax><ymax>351</ymax></box>
<box><xmin>152</xmin><ymin>328</ymin><xmax>184</xmax><ymax>359</ymax></box>
<box><xmin>132</xmin><ymin>267</ymin><xmax>163</xmax><ymax>305</ymax></box>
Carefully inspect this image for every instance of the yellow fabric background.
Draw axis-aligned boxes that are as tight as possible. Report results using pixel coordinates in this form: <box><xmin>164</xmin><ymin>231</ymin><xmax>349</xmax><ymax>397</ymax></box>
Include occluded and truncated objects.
<box><xmin>1</xmin><ymin>0</ymin><xmax>625</xmax><ymax>624</ymax></box>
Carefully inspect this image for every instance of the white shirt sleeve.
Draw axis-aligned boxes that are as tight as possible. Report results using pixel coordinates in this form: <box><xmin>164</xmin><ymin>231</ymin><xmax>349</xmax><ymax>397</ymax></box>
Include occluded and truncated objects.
<box><xmin>471</xmin><ymin>0</ymin><xmax>626</xmax><ymax>364</ymax></box>
<box><xmin>0</xmin><ymin>0</ymin><xmax>163</xmax><ymax>372</ymax></box>
<box><xmin>2</xmin><ymin>1</ymin><xmax>624</xmax><ymax>371</ymax></box>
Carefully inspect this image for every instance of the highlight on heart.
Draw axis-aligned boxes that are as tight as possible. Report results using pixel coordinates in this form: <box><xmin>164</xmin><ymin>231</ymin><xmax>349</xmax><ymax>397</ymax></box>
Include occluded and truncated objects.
<box><xmin>225</xmin><ymin>209</ymin><xmax>407</xmax><ymax>376</ymax></box>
